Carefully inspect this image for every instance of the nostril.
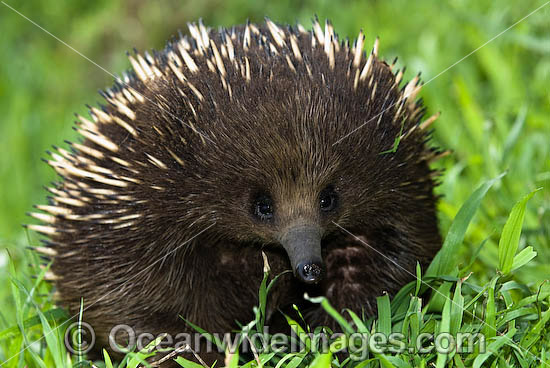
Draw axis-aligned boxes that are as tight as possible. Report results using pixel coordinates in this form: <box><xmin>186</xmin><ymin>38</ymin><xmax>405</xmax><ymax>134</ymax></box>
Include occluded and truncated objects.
<box><xmin>295</xmin><ymin>261</ymin><xmax>324</xmax><ymax>284</ymax></box>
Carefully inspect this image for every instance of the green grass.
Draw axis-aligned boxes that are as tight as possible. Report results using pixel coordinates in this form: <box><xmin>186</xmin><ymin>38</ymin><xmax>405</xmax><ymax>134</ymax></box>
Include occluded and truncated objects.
<box><xmin>0</xmin><ymin>0</ymin><xmax>549</xmax><ymax>367</ymax></box>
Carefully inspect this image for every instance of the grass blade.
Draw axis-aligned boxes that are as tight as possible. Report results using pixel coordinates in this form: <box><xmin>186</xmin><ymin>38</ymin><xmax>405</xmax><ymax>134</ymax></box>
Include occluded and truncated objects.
<box><xmin>309</xmin><ymin>352</ymin><xmax>332</xmax><ymax>368</ymax></box>
<box><xmin>377</xmin><ymin>293</ymin><xmax>391</xmax><ymax>336</ymax></box>
<box><xmin>304</xmin><ymin>294</ymin><xmax>354</xmax><ymax>335</ymax></box>
<box><xmin>498</xmin><ymin>188</ymin><xmax>541</xmax><ymax>274</ymax></box>
<box><xmin>426</xmin><ymin>173</ymin><xmax>504</xmax><ymax>277</ymax></box>
<box><xmin>450</xmin><ymin>280</ymin><xmax>464</xmax><ymax>336</ymax></box>
<box><xmin>435</xmin><ymin>296</ymin><xmax>452</xmax><ymax>368</ymax></box>
<box><xmin>511</xmin><ymin>246</ymin><xmax>537</xmax><ymax>272</ymax></box>
<box><xmin>103</xmin><ymin>349</ymin><xmax>114</xmax><ymax>368</ymax></box>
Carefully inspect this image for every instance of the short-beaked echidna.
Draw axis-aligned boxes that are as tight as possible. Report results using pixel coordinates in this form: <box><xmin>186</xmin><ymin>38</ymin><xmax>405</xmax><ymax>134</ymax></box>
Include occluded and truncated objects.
<box><xmin>30</xmin><ymin>18</ymin><xmax>443</xmax><ymax>363</ymax></box>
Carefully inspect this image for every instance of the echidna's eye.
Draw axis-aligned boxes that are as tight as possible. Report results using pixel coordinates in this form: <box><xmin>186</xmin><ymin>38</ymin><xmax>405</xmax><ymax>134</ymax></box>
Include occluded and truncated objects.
<box><xmin>253</xmin><ymin>195</ymin><xmax>274</xmax><ymax>220</ymax></box>
<box><xmin>319</xmin><ymin>187</ymin><xmax>337</xmax><ymax>212</ymax></box>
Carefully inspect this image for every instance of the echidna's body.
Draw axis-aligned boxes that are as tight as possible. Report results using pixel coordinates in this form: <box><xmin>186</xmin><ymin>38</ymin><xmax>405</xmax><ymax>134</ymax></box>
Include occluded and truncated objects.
<box><xmin>31</xmin><ymin>19</ymin><xmax>442</xmax><ymax>363</ymax></box>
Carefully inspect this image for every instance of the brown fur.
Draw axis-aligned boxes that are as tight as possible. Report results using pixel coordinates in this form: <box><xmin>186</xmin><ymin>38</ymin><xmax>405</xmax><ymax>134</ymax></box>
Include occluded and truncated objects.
<box><xmin>31</xmin><ymin>19</ymin><xmax>442</xmax><ymax>364</ymax></box>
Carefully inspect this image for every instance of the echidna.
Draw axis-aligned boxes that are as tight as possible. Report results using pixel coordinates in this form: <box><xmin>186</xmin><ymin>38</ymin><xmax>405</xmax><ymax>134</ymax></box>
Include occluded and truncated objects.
<box><xmin>29</xmin><ymin>18</ymin><xmax>443</xmax><ymax>363</ymax></box>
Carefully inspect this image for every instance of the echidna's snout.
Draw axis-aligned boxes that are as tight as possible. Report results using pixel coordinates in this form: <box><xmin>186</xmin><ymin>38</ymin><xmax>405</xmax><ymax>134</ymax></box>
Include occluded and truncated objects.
<box><xmin>279</xmin><ymin>224</ymin><xmax>325</xmax><ymax>284</ymax></box>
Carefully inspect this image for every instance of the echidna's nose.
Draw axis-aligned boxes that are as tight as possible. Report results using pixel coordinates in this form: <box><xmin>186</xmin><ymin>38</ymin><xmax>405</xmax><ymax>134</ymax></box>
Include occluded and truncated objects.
<box><xmin>295</xmin><ymin>261</ymin><xmax>324</xmax><ymax>284</ymax></box>
<box><xmin>278</xmin><ymin>224</ymin><xmax>325</xmax><ymax>284</ymax></box>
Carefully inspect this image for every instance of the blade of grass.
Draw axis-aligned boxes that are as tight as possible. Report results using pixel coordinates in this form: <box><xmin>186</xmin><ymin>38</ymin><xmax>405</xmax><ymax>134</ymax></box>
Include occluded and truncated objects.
<box><xmin>181</xmin><ymin>317</ymin><xmax>224</xmax><ymax>352</ymax></box>
<box><xmin>126</xmin><ymin>334</ymin><xmax>167</xmax><ymax>368</ymax></box>
<box><xmin>103</xmin><ymin>349</ymin><xmax>114</xmax><ymax>368</ymax></box>
<box><xmin>435</xmin><ymin>296</ymin><xmax>452</xmax><ymax>368</ymax></box>
<box><xmin>0</xmin><ymin>308</ymin><xmax>67</xmax><ymax>340</ymax></box>
<box><xmin>345</xmin><ymin>309</ymin><xmax>369</xmax><ymax>334</ymax></box>
<box><xmin>8</xmin><ymin>257</ymin><xmax>48</xmax><ymax>368</ymax></box>
<box><xmin>377</xmin><ymin>293</ymin><xmax>391</xmax><ymax>336</ymax></box>
<box><xmin>450</xmin><ymin>280</ymin><xmax>465</xmax><ymax>335</ymax></box>
<box><xmin>473</xmin><ymin>327</ymin><xmax>517</xmax><ymax>368</ymax></box>
<box><xmin>427</xmin><ymin>173</ymin><xmax>505</xmax><ymax>277</ymax></box>
<box><xmin>11</xmin><ymin>276</ymin><xmax>66</xmax><ymax>367</ymax></box>
<box><xmin>304</xmin><ymin>294</ymin><xmax>354</xmax><ymax>335</ymax></box>
<box><xmin>520</xmin><ymin>300</ymin><xmax>550</xmax><ymax>350</ymax></box>
<box><xmin>482</xmin><ymin>277</ymin><xmax>499</xmax><ymax>340</ymax></box>
<box><xmin>175</xmin><ymin>356</ymin><xmax>206</xmax><ymax>368</ymax></box>
<box><xmin>415</xmin><ymin>262</ymin><xmax>422</xmax><ymax>297</ymax></box>
<box><xmin>511</xmin><ymin>246</ymin><xmax>537</xmax><ymax>272</ymax></box>
<box><xmin>499</xmin><ymin>188</ymin><xmax>541</xmax><ymax>274</ymax></box>
<box><xmin>309</xmin><ymin>351</ymin><xmax>332</xmax><ymax>368</ymax></box>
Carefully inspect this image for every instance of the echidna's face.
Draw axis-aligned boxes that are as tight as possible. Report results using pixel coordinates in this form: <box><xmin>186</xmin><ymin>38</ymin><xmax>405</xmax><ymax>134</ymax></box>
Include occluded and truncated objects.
<box><xmin>190</xmin><ymin>73</ymin><xmax>407</xmax><ymax>284</ymax></box>
<box><xmin>247</xmin><ymin>187</ymin><xmax>334</xmax><ymax>283</ymax></box>
<box><xmin>200</xmin><ymin>92</ymin><xmax>348</xmax><ymax>284</ymax></box>
<box><xmin>244</xmin><ymin>163</ymin><xmax>341</xmax><ymax>284</ymax></box>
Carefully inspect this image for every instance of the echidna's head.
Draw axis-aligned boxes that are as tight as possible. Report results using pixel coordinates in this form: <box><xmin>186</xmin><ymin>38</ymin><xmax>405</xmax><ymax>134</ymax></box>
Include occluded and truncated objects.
<box><xmin>202</xmin><ymin>85</ymin><xmax>349</xmax><ymax>283</ymax></box>
<box><xmin>144</xmin><ymin>21</ymin><xmax>443</xmax><ymax>285</ymax></box>
<box><xmin>34</xmin><ymin>19</ymin><xmax>442</xmax><ymax>288</ymax></box>
<box><xmin>189</xmin><ymin>68</ymin><xmax>437</xmax><ymax>284</ymax></box>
